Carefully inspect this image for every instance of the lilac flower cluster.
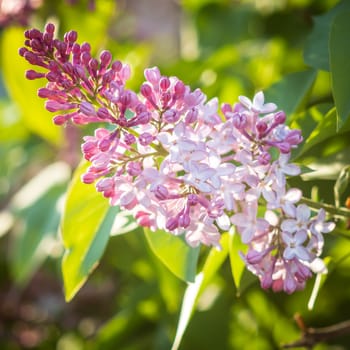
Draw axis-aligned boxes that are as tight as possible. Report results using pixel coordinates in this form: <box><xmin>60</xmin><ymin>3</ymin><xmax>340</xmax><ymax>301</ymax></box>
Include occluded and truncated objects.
<box><xmin>20</xmin><ymin>23</ymin><xmax>335</xmax><ymax>293</ymax></box>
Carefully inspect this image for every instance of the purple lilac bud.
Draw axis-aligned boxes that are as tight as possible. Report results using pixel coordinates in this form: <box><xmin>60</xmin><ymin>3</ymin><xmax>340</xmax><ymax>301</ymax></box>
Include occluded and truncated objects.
<box><xmin>26</xmin><ymin>70</ymin><xmax>45</xmax><ymax>80</ymax></box>
<box><xmin>166</xmin><ymin>217</ymin><xmax>179</xmax><ymax>231</ymax></box>
<box><xmin>232</xmin><ymin>113</ymin><xmax>247</xmax><ymax>129</ymax></box>
<box><xmin>124</xmin><ymin>133</ymin><xmax>136</xmax><ymax>145</ymax></box>
<box><xmin>179</xmin><ymin>213</ymin><xmax>191</xmax><ymax>228</ymax></box>
<box><xmin>174</xmin><ymin>81</ymin><xmax>186</xmax><ymax>99</ymax></box>
<box><xmin>153</xmin><ymin>185</ymin><xmax>169</xmax><ymax>200</ymax></box>
<box><xmin>97</xmin><ymin>107</ymin><xmax>112</xmax><ymax>120</ymax></box>
<box><xmin>163</xmin><ymin>109</ymin><xmax>180</xmax><ymax>123</ymax></box>
<box><xmin>127</xmin><ymin>162</ymin><xmax>143</xmax><ymax>176</ymax></box>
<box><xmin>185</xmin><ymin>108</ymin><xmax>198</xmax><ymax>124</ymax></box>
<box><xmin>145</xmin><ymin>67</ymin><xmax>161</xmax><ymax>85</ymax></box>
<box><xmin>274</xmin><ymin>111</ymin><xmax>286</xmax><ymax>124</ymax></box>
<box><xmin>159</xmin><ymin>77</ymin><xmax>170</xmax><ymax>91</ymax></box>
<box><xmin>80</xmin><ymin>101</ymin><xmax>96</xmax><ymax>116</ymax></box>
<box><xmin>139</xmin><ymin>132</ymin><xmax>154</xmax><ymax>146</ymax></box>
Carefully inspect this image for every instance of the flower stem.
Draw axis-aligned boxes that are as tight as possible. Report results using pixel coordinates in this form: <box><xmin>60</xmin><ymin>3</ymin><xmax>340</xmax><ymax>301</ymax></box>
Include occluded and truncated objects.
<box><xmin>300</xmin><ymin>197</ymin><xmax>350</xmax><ymax>218</ymax></box>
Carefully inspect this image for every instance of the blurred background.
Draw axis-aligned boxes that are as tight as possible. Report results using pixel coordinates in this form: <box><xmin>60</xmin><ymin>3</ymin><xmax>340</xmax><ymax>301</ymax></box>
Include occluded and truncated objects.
<box><xmin>1</xmin><ymin>0</ymin><xmax>350</xmax><ymax>349</ymax></box>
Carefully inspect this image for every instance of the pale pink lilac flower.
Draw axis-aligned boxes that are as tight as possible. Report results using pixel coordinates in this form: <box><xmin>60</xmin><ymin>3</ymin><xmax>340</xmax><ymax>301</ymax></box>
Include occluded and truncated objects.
<box><xmin>281</xmin><ymin>204</ymin><xmax>311</xmax><ymax>234</ymax></box>
<box><xmin>231</xmin><ymin>202</ymin><xmax>270</xmax><ymax>243</ymax></box>
<box><xmin>239</xmin><ymin>91</ymin><xmax>277</xmax><ymax>114</ymax></box>
<box><xmin>282</xmin><ymin>231</ymin><xmax>311</xmax><ymax>261</ymax></box>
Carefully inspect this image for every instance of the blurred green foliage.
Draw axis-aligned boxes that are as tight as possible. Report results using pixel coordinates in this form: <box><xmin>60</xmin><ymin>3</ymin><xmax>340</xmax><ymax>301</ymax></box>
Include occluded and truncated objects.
<box><xmin>1</xmin><ymin>0</ymin><xmax>350</xmax><ymax>349</ymax></box>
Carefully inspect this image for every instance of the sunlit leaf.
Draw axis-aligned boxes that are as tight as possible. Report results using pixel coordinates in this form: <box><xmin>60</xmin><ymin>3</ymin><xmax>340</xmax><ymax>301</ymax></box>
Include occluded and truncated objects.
<box><xmin>1</xmin><ymin>27</ymin><xmax>62</xmax><ymax>145</ymax></box>
<box><xmin>171</xmin><ymin>234</ymin><xmax>229</xmax><ymax>350</ymax></box>
<box><xmin>307</xmin><ymin>257</ymin><xmax>332</xmax><ymax>310</ymax></box>
<box><xmin>300</xmin><ymin>146</ymin><xmax>350</xmax><ymax>183</ymax></box>
<box><xmin>329</xmin><ymin>10</ymin><xmax>350</xmax><ymax>130</ymax></box>
<box><xmin>61</xmin><ymin>161</ymin><xmax>118</xmax><ymax>301</ymax></box>
<box><xmin>264</xmin><ymin>69</ymin><xmax>317</xmax><ymax>118</ymax></box>
<box><xmin>292</xmin><ymin>105</ymin><xmax>337</xmax><ymax>159</ymax></box>
<box><xmin>171</xmin><ymin>273</ymin><xmax>204</xmax><ymax>350</ymax></box>
<box><xmin>334</xmin><ymin>166</ymin><xmax>350</xmax><ymax>208</ymax></box>
<box><xmin>144</xmin><ymin>228</ymin><xmax>200</xmax><ymax>282</ymax></box>
<box><xmin>10</xmin><ymin>162</ymin><xmax>70</xmax><ymax>284</ymax></box>
<box><xmin>110</xmin><ymin>210</ymin><xmax>138</xmax><ymax>236</ymax></box>
<box><xmin>228</xmin><ymin>227</ymin><xmax>247</xmax><ymax>294</ymax></box>
<box><xmin>57</xmin><ymin>0</ymin><xmax>116</xmax><ymax>52</ymax></box>
<box><xmin>11</xmin><ymin>187</ymin><xmax>64</xmax><ymax>284</ymax></box>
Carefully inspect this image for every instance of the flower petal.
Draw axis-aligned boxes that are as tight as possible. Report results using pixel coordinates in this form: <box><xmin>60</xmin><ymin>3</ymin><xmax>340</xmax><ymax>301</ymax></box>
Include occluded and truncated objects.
<box><xmin>281</xmin><ymin>219</ymin><xmax>297</xmax><ymax>233</ymax></box>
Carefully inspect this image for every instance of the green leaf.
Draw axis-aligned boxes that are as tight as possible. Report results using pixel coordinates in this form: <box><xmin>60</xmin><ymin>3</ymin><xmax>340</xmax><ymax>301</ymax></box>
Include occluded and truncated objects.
<box><xmin>10</xmin><ymin>162</ymin><xmax>70</xmax><ymax>285</ymax></box>
<box><xmin>0</xmin><ymin>27</ymin><xmax>62</xmax><ymax>145</ymax></box>
<box><xmin>144</xmin><ymin>228</ymin><xmax>200</xmax><ymax>282</ymax></box>
<box><xmin>110</xmin><ymin>210</ymin><xmax>138</xmax><ymax>236</ymax></box>
<box><xmin>61</xmin><ymin>161</ymin><xmax>118</xmax><ymax>301</ymax></box>
<box><xmin>171</xmin><ymin>273</ymin><xmax>204</xmax><ymax>350</ymax></box>
<box><xmin>57</xmin><ymin>0</ymin><xmax>116</xmax><ymax>52</ymax></box>
<box><xmin>171</xmin><ymin>233</ymin><xmax>229</xmax><ymax>350</ymax></box>
<box><xmin>329</xmin><ymin>11</ymin><xmax>350</xmax><ymax>129</ymax></box>
<box><xmin>291</xmin><ymin>105</ymin><xmax>337</xmax><ymax>159</ymax></box>
<box><xmin>228</xmin><ymin>227</ymin><xmax>247</xmax><ymax>294</ymax></box>
<box><xmin>334</xmin><ymin>166</ymin><xmax>350</xmax><ymax>208</ymax></box>
<box><xmin>199</xmin><ymin>233</ymin><xmax>230</xmax><ymax>294</ymax></box>
<box><xmin>11</xmin><ymin>185</ymin><xmax>64</xmax><ymax>284</ymax></box>
<box><xmin>303</xmin><ymin>0</ymin><xmax>350</xmax><ymax>71</ymax></box>
<box><xmin>307</xmin><ymin>257</ymin><xmax>332</xmax><ymax>310</ymax></box>
<box><xmin>264</xmin><ymin>69</ymin><xmax>317</xmax><ymax>118</ymax></box>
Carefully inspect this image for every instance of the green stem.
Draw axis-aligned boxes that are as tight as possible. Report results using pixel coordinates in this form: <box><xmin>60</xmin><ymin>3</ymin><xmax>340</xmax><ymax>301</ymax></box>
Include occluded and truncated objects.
<box><xmin>300</xmin><ymin>197</ymin><xmax>350</xmax><ymax>219</ymax></box>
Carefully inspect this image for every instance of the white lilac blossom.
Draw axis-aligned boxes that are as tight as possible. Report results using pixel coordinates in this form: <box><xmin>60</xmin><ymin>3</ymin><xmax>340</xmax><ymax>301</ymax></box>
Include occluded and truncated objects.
<box><xmin>21</xmin><ymin>23</ymin><xmax>335</xmax><ymax>294</ymax></box>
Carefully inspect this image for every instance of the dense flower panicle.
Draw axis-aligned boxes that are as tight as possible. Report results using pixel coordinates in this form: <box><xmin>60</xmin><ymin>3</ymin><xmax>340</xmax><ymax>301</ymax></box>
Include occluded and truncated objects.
<box><xmin>21</xmin><ymin>23</ymin><xmax>336</xmax><ymax>293</ymax></box>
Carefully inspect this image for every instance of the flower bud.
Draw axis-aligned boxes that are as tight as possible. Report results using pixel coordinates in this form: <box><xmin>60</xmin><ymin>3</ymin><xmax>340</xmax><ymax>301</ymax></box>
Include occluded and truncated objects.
<box><xmin>278</xmin><ymin>142</ymin><xmax>291</xmax><ymax>154</ymax></box>
<box><xmin>159</xmin><ymin>77</ymin><xmax>170</xmax><ymax>91</ymax></box>
<box><xmin>286</xmin><ymin>129</ymin><xmax>303</xmax><ymax>146</ymax></box>
<box><xmin>81</xmin><ymin>42</ymin><xmax>91</xmax><ymax>53</ymax></box>
<box><xmin>258</xmin><ymin>152</ymin><xmax>271</xmax><ymax>165</ymax></box>
<box><xmin>127</xmin><ymin>161</ymin><xmax>142</xmax><ymax>176</ymax></box>
<box><xmin>274</xmin><ymin>111</ymin><xmax>286</xmax><ymax>124</ymax></box>
<box><xmin>139</xmin><ymin>132</ymin><xmax>154</xmax><ymax>146</ymax></box>
<box><xmin>140</xmin><ymin>83</ymin><xmax>153</xmax><ymax>99</ymax></box>
<box><xmin>112</xmin><ymin>60</ymin><xmax>122</xmax><ymax>71</ymax></box>
<box><xmin>62</xmin><ymin>62</ymin><xmax>74</xmax><ymax>75</ymax></box>
<box><xmin>80</xmin><ymin>101</ymin><xmax>96</xmax><ymax>116</ymax></box>
<box><xmin>166</xmin><ymin>217</ymin><xmax>179</xmax><ymax>231</ymax></box>
<box><xmin>67</xmin><ymin>30</ymin><xmax>78</xmax><ymax>43</ymax></box>
<box><xmin>153</xmin><ymin>185</ymin><xmax>169</xmax><ymax>200</ymax></box>
<box><xmin>81</xmin><ymin>172</ymin><xmax>96</xmax><ymax>184</ymax></box>
<box><xmin>26</xmin><ymin>70</ymin><xmax>45</xmax><ymax>80</ymax></box>
<box><xmin>185</xmin><ymin>108</ymin><xmax>198</xmax><ymax>124</ymax></box>
<box><xmin>144</xmin><ymin>66</ymin><xmax>161</xmax><ymax>85</ymax></box>
<box><xmin>232</xmin><ymin>113</ymin><xmax>247</xmax><ymax>130</ymax></box>
<box><xmin>97</xmin><ymin>107</ymin><xmax>111</xmax><ymax>120</ymax></box>
<box><xmin>187</xmin><ymin>194</ymin><xmax>198</xmax><ymax>206</ymax></box>
<box><xmin>53</xmin><ymin>115</ymin><xmax>67</xmax><ymax>125</ymax></box>
<box><xmin>100</xmin><ymin>50</ymin><xmax>112</xmax><ymax>68</ymax></box>
<box><xmin>256</xmin><ymin>120</ymin><xmax>268</xmax><ymax>134</ymax></box>
<box><xmin>174</xmin><ymin>80</ymin><xmax>185</xmax><ymax>99</ymax></box>
<box><xmin>179</xmin><ymin>214</ymin><xmax>190</xmax><ymax>228</ymax></box>
<box><xmin>163</xmin><ymin>109</ymin><xmax>180</xmax><ymax>123</ymax></box>
<box><xmin>124</xmin><ymin>133</ymin><xmax>136</xmax><ymax>145</ymax></box>
<box><xmin>45</xmin><ymin>23</ymin><xmax>55</xmax><ymax>34</ymax></box>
